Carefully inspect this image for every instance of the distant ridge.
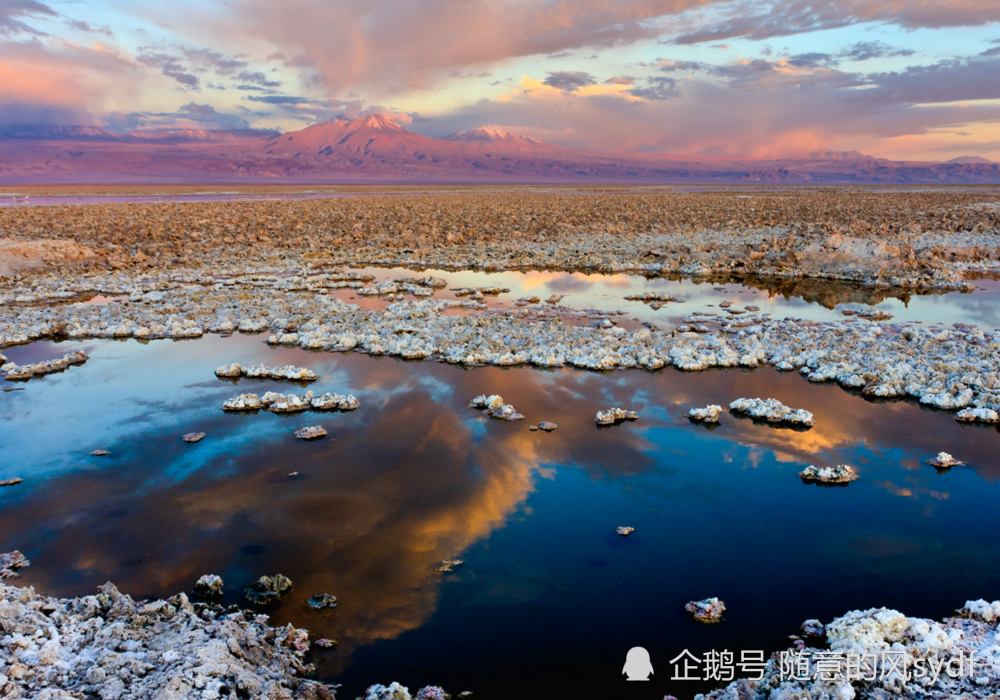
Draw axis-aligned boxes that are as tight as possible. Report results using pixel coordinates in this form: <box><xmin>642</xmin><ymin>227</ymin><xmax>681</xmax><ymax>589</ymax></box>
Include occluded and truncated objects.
<box><xmin>1</xmin><ymin>125</ymin><xmax>122</xmax><ymax>141</ymax></box>
<box><xmin>947</xmin><ymin>156</ymin><xmax>994</xmax><ymax>164</ymax></box>
<box><xmin>0</xmin><ymin>115</ymin><xmax>998</xmax><ymax>184</ymax></box>
<box><xmin>807</xmin><ymin>150</ymin><xmax>879</xmax><ymax>162</ymax></box>
<box><xmin>0</xmin><ymin>124</ymin><xmax>279</xmax><ymax>143</ymax></box>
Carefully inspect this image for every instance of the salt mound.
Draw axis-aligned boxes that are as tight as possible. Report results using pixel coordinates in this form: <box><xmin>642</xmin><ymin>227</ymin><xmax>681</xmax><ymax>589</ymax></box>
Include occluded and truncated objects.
<box><xmin>1</xmin><ymin>350</ymin><xmax>88</xmax><ymax>380</ymax></box>
<box><xmin>596</xmin><ymin>407</ymin><xmax>638</xmax><ymax>425</ymax></box>
<box><xmin>799</xmin><ymin>464</ymin><xmax>859</xmax><ymax>483</ymax></box>
<box><xmin>687</xmin><ymin>405</ymin><xmax>722</xmax><ymax>422</ymax></box>
<box><xmin>729</xmin><ymin>397</ymin><xmax>815</xmax><ymax>426</ymax></box>
<box><xmin>469</xmin><ymin>394</ymin><xmax>524</xmax><ymax>421</ymax></box>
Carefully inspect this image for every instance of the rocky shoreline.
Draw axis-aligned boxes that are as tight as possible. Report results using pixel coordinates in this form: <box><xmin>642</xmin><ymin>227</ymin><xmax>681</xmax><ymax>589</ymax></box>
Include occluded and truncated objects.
<box><xmin>0</xmin><ymin>580</ymin><xmax>337</xmax><ymax>700</ymax></box>
<box><xmin>0</xmin><ymin>579</ymin><xmax>459</xmax><ymax>700</ymax></box>
<box><xmin>4</xmin><ymin>577</ymin><xmax>999</xmax><ymax>699</ymax></box>
<box><xmin>699</xmin><ymin>602</ymin><xmax>1000</xmax><ymax>700</ymax></box>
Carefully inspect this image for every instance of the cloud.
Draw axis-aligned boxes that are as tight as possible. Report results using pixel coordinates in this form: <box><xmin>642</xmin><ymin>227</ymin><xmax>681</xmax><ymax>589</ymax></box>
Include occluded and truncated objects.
<box><xmin>243</xmin><ymin>93</ymin><xmax>361</xmax><ymax>123</ymax></box>
<box><xmin>236</xmin><ymin>69</ymin><xmax>281</xmax><ymax>87</ymax></box>
<box><xmin>222</xmin><ymin>0</ymin><xmax>720</xmax><ymax>97</ymax></box>
<box><xmin>247</xmin><ymin>94</ymin><xmax>312</xmax><ymax>104</ymax></box>
<box><xmin>841</xmin><ymin>40</ymin><xmax>914</xmax><ymax>62</ymax></box>
<box><xmin>866</xmin><ymin>56</ymin><xmax>1000</xmax><ymax>104</ymax></box>
<box><xmin>657</xmin><ymin>59</ymin><xmax>705</xmax><ymax>71</ymax></box>
<box><xmin>407</xmin><ymin>50</ymin><xmax>1000</xmax><ymax>160</ymax></box>
<box><xmin>176</xmin><ymin>102</ymin><xmax>250</xmax><ymax>129</ymax></box>
<box><xmin>542</xmin><ymin>70</ymin><xmax>597</xmax><ymax>91</ymax></box>
<box><xmin>785</xmin><ymin>52</ymin><xmax>837</xmax><ymax>68</ymax></box>
<box><xmin>137</xmin><ymin>49</ymin><xmax>199</xmax><ymax>88</ymax></box>
<box><xmin>626</xmin><ymin>75</ymin><xmax>679</xmax><ymax>100</ymax></box>
<box><xmin>673</xmin><ymin>0</ymin><xmax>1000</xmax><ymax>46</ymax></box>
<box><xmin>103</xmin><ymin>102</ymin><xmax>252</xmax><ymax>131</ymax></box>
<box><xmin>180</xmin><ymin>47</ymin><xmax>247</xmax><ymax>75</ymax></box>
<box><xmin>65</xmin><ymin>19</ymin><xmax>113</xmax><ymax>37</ymax></box>
<box><xmin>0</xmin><ymin>0</ymin><xmax>57</xmax><ymax>37</ymax></box>
<box><xmin>0</xmin><ymin>36</ymin><xmax>141</xmax><ymax>126</ymax></box>
<box><xmin>605</xmin><ymin>76</ymin><xmax>635</xmax><ymax>85</ymax></box>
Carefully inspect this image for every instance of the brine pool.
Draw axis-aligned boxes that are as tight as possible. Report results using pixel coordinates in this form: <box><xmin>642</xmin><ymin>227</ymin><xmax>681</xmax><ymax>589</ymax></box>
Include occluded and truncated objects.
<box><xmin>317</xmin><ymin>265</ymin><xmax>1000</xmax><ymax>332</ymax></box>
<box><xmin>2</xmin><ymin>270</ymin><xmax>1000</xmax><ymax>699</ymax></box>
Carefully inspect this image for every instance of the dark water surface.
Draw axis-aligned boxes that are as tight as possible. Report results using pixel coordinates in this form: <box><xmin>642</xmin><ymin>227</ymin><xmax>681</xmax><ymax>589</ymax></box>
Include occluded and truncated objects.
<box><xmin>2</xmin><ymin>333</ymin><xmax>1000</xmax><ymax>699</ymax></box>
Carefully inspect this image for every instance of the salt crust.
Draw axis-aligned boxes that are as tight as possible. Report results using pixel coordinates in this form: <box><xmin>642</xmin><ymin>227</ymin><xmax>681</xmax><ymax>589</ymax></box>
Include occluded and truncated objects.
<box><xmin>215</xmin><ymin>363</ymin><xmax>319</xmax><ymax>381</ymax></box>
<box><xmin>0</xmin><ymin>580</ymin><xmax>335</xmax><ymax>699</ymax></box>
<box><xmin>701</xmin><ymin>602</ymin><xmax>1000</xmax><ymax>699</ymax></box>
<box><xmin>1</xmin><ymin>351</ymin><xmax>87</xmax><ymax>380</ymax></box>
<box><xmin>688</xmin><ymin>405</ymin><xmax>723</xmax><ymax>422</ymax></box>
<box><xmin>3</xmin><ymin>272</ymin><xmax>1000</xmax><ymax>420</ymax></box>
<box><xmin>468</xmin><ymin>394</ymin><xmax>524</xmax><ymax>421</ymax></box>
<box><xmin>596</xmin><ymin>407</ymin><xmax>638</xmax><ymax>425</ymax></box>
<box><xmin>221</xmin><ymin>391</ymin><xmax>359</xmax><ymax>413</ymax></box>
<box><xmin>730</xmin><ymin>398</ymin><xmax>816</xmax><ymax>426</ymax></box>
<box><xmin>799</xmin><ymin>464</ymin><xmax>860</xmax><ymax>483</ymax></box>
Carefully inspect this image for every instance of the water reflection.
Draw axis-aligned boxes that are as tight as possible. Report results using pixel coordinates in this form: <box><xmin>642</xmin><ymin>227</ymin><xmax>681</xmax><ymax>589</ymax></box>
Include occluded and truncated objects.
<box><xmin>327</xmin><ymin>265</ymin><xmax>1000</xmax><ymax>331</ymax></box>
<box><xmin>1</xmin><ymin>334</ymin><xmax>1000</xmax><ymax>698</ymax></box>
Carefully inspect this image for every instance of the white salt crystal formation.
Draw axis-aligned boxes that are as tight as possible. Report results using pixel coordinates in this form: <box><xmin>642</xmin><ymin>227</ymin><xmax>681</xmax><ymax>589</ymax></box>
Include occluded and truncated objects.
<box><xmin>956</xmin><ymin>407</ymin><xmax>1000</xmax><ymax>423</ymax></box>
<box><xmin>468</xmin><ymin>394</ymin><xmax>524</xmax><ymax>421</ymax></box>
<box><xmin>357</xmin><ymin>280</ymin><xmax>437</xmax><ymax>298</ymax></box>
<box><xmin>929</xmin><ymin>452</ymin><xmax>963</xmax><ymax>468</ymax></box>
<box><xmin>687</xmin><ymin>405</ymin><xmax>722</xmax><ymax>423</ymax></box>
<box><xmin>801</xmin><ymin>619</ymin><xmax>825</xmax><ymax>637</ymax></box>
<box><xmin>852</xmin><ymin>308</ymin><xmax>893</xmax><ymax>320</ymax></box>
<box><xmin>0</xmin><ymin>551</ymin><xmax>29</xmax><ymax>579</ymax></box>
<box><xmin>193</xmin><ymin>574</ymin><xmax>223</xmax><ymax>597</ymax></box>
<box><xmin>673</xmin><ymin>601</ymin><xmax>1000</xmax><ymax>699</ymax></box>
<box><xmin>222</xmin><ymin>390</ymin><xmax>359</xmax><ymax>413</ymax></box>
<box><xmin>799</xmin><ymin>464</ymin><xmax>859</xmax><ymax>483</ymax></box>
<box><xmin>215</xmin><ymin>363</ymin><xmax>319</xmax><ymax>381</ymax></box>
<box><xmin>729</xmin><ymin>398</ymin><xmax>815</xmax><ymax>427</ymax></box>
<box><xmin>452</xmin><ymin>286</ymin><xmax>509</xmax><ymax>297</ymax></box>
<box><xmin>365</xmin><ymin>683</ymin><xmax>452</xmax><ymax>700</ymax></box>
<box><xmin>0</xmin><ymin>579</ymin><xmax>331</xmax><ymax>698</ymax></box>
<box><xmin>1</xmin><ymin>350</ymin><xmax>88</xmax><ymax>380</ymax></box>
<box><xmin>624</xmin><ymin>292</ymin><xmax>683</xmax><ymax>303</ymax></box>
<box><xmin>294</xmin><ymin>426</ymin><xmax>327</xmax><ymax>440</ymax></box>
<box><xmin>616</xmin><ymin>526</ymin><xmax>634</xmax><ymax>537</ymax></box>
<box><xmin>959</xmin><ymin>599</ymin><xmax>1000</xmax><ymax>622</ymax></box>
<box><xmin>596</xmin><ymin>407</ymin><xmax>638</xmax><ymax>425</ymax></box>
<box><xmin>686</xmin><ymin>597</ymin><xmax>725</xmax><ymax>623</ymax></box>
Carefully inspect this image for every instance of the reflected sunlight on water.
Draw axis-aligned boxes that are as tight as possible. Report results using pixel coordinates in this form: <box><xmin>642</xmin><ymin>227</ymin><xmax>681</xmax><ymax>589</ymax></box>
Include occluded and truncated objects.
<box><xmin>2</xmin><ymin>292</ymin><xmax>999</xmax><ymax>698</ymax></box>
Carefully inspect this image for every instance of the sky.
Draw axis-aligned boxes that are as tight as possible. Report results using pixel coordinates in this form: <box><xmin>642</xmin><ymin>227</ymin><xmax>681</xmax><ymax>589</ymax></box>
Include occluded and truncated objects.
<box><xmin>1</xmin><ymin>0</ymin><xmax>999</xmax><ymax>160</ymax></box>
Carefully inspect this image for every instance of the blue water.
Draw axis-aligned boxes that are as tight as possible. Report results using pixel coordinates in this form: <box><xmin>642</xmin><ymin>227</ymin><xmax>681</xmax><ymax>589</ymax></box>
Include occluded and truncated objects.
<box><xmin>1</xmin><ymin>333</ymin><xmax>999</xmax><ymax>699</ymax></box>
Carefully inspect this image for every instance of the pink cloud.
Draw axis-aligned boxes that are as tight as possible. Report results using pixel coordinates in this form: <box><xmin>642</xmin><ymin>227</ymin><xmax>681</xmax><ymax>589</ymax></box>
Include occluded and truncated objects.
<box><xmin>0</xmin><ymin>37</ymin><xmax>141</xmax><ymax>124</ymax></box>
<box><xmin>223</xmin><ymin>0</ymin><xmax>724</xmax><ymax>97</ymax></box>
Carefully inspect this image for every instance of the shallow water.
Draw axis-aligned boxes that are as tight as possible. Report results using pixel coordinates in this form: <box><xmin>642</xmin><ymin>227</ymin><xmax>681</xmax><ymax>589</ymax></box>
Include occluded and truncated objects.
<box><xmin>336</xmin><ymin>265</ymin><xmax>1000</xmax><ymax>331</ymax></box>
<box><xmin>2</xmin><ymin>331</ymin><xmax>1000</xmax><ymax>699</ymax></box>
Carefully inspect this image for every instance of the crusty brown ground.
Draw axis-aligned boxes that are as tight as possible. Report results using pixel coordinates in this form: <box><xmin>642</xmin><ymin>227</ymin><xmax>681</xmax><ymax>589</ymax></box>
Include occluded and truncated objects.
<box><xmin>0</xmin><ymin>189</ymin><xmax>998</xmax><ymax>286</ymax></box>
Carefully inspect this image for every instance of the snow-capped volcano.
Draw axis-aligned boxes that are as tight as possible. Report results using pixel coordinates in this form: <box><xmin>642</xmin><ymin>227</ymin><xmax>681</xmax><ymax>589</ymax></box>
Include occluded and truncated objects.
<box><xmin>444</xmin><ymin>127</ymin><xmax>545</xmax><ymax>145</ymax></box>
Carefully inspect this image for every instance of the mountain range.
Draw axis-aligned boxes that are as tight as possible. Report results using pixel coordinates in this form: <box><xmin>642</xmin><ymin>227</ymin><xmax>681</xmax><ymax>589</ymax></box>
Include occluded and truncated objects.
<box><xmin>0</xmin><ymin>114</ymin><xmax>997</xmax><ymax>184</ymax></box>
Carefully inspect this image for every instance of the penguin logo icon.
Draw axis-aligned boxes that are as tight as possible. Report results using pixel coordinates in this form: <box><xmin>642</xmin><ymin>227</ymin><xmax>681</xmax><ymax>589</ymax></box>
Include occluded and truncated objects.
<box><xmin>623</xmin><ymin>646</ymin><xmax>653</xmax><ymax>681</ymax></box>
